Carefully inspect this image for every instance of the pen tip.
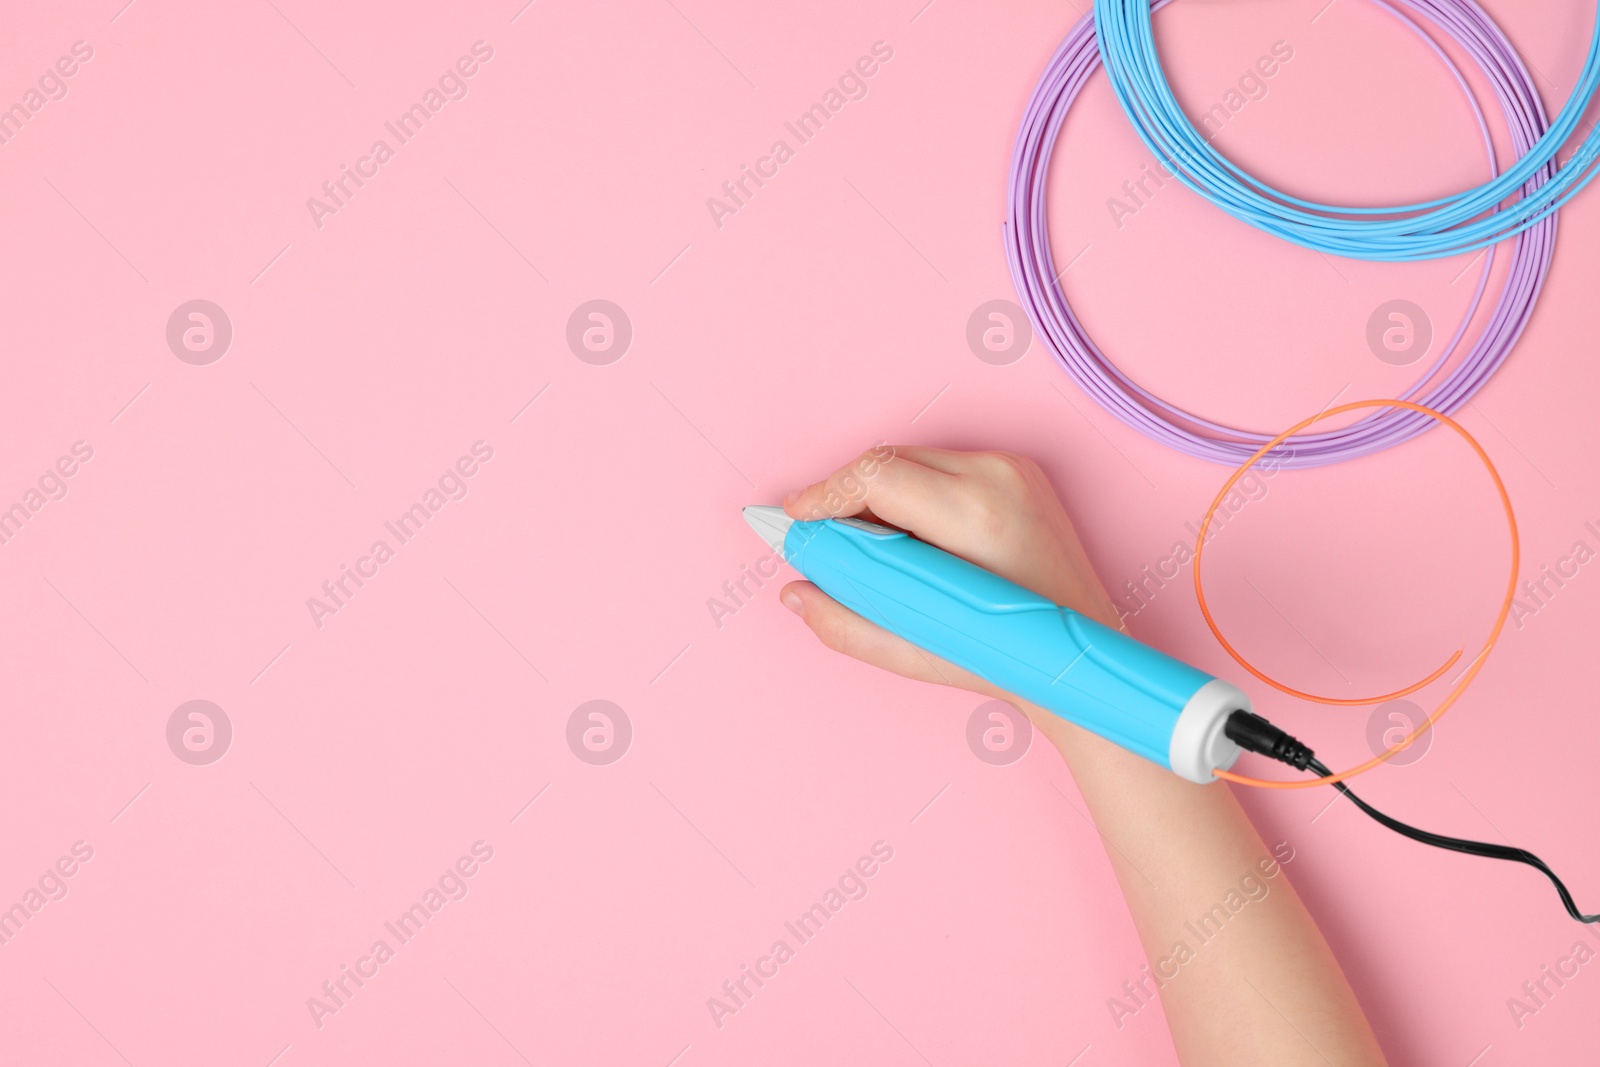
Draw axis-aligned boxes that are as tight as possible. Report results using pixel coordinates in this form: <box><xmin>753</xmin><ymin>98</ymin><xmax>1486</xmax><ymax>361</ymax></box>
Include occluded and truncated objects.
<box><xmin>742</xmin><ymin>505</ymin><xmax>792</xmax><ymax>555</ymax></box>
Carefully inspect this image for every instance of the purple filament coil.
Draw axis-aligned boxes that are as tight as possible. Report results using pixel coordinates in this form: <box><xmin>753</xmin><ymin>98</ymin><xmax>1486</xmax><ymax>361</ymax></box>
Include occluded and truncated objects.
<box><xmin>1004</xmin><ymin>0</ymin><xmax>1559</xmax><ymax>468</ymax></box>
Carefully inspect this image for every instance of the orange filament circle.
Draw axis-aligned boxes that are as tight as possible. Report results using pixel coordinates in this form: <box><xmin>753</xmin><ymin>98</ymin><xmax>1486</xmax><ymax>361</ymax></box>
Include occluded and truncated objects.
<box><xmin>1192</xmin><ymin>400</ymin><xmax>1519</xmax><ymax>789</ymax></box>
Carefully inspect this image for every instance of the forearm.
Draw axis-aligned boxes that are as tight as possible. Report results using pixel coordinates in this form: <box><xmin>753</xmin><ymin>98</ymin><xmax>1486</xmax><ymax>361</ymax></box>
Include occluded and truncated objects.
<box><xmin>1027</xmin><ymin>702</ymin><xmax>1387</xmax><ymax>1066</ymax></box>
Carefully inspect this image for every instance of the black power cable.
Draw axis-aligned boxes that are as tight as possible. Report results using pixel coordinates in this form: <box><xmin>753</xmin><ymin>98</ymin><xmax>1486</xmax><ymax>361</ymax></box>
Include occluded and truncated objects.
<box><xmin>1224</xmin><ymin>711</ymin><xmax>1598</xmax><ymax>925</ymax></box>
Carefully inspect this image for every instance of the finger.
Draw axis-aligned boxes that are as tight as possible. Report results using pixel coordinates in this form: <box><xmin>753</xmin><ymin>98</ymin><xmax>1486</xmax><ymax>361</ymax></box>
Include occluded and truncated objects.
<box><xmin>784</xmin><ymin>446</ymin><xmax>966</xmax><ymax>540</ymax></box>
<box><xmin>784</xmin><ymin>446</ymin><xmax>924</xmax><ymax>519</ymax></box>
<box><xmin>780</xmin><ymin>580</ymin><xmax>992</xmax><ymax>694</ymax></box>
<box><xmin>885</xmin><ymin>445</ymin><xmax>992</xmax><ymax>475</ymax></box>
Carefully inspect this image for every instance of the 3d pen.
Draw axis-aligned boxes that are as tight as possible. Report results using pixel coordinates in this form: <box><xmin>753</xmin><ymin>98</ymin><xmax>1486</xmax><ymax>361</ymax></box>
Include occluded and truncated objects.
<box><xmin>743</xmin><ymin>506</ymin><xmax>1247</xmax><ymax>784</ymax></box>
<box><xmin>743</xmin><ymin>505</ymin><xmax>1600</xmax><ymax>921</ymax></box>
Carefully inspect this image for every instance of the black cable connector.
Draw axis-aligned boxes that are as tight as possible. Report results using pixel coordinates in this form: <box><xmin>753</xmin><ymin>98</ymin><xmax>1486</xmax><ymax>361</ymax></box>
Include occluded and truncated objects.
<box><xmin>1223</xmin><ymin>709</ymin><xmax>1598</xmax><ymax>925</ymax></box>
<box><xmin>1223</xmin><ymin>709</ymin><xmax>1317</xmax><ymax>771</ymax></box>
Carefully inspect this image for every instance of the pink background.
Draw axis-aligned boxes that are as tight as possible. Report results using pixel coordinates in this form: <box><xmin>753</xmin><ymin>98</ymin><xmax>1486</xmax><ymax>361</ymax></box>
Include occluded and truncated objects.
<box><xmin>3</xmin><ymin>0</ymin><xmax>1598</xmax><ymax>1063</ymax></box>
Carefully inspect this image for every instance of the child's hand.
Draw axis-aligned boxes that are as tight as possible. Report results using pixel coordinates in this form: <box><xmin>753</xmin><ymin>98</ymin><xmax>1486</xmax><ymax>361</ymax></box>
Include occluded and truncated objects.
<box><xmin>783</xmin><ymin>445</ymin><xmax>1389</xmax><ymax>1066</ymax></box>
<box><xmin>780</xmin><ymin>445</ymin><xmax>1124</xmax><ymax>695</ymax></box>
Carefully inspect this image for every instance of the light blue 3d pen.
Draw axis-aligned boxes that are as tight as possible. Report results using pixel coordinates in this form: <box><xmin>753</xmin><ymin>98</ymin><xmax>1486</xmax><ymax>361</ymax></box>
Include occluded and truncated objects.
<box><xmin>743</xmin><ymin>506</ymin><xmax>1249</xmax><ymax>784</ymax></box>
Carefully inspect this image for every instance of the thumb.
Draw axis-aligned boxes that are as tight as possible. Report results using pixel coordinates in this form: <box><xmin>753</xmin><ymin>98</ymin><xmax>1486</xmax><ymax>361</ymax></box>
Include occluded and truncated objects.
<box><xmin>779</xmin><ymin>580</ymin><xmax>995</xmax><ymax>695</ymax></box>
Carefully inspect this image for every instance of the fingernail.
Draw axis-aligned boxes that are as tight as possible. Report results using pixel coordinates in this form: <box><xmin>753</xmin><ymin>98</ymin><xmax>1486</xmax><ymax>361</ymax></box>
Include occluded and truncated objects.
<box><xmin>780</xmin><ymin>588</ymin><xmax>803</xmax><ymax>615</ymax></box>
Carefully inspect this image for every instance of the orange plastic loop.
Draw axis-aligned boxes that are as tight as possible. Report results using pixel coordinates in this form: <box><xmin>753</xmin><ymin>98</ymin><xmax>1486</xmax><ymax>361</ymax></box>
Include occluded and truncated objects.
<box><xmin>1193</xmin><ymin>400</ymin><xmax>1519</xmax><ymax>789</ymax></box>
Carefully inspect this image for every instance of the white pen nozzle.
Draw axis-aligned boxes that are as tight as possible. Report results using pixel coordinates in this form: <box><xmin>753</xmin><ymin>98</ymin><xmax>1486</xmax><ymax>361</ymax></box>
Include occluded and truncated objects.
<box><xmin>742</xmin><ymin>505</ymin><xmax>793</xmax><ymax>556</ymax></box>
